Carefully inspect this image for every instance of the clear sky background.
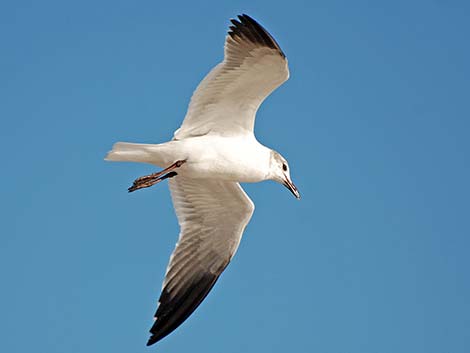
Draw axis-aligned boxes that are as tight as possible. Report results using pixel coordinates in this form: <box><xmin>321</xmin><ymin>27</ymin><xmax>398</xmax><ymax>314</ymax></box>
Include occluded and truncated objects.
<box><xmin>1</xmin><ymin>1</ymin><xmax>469</xmax><ymax>353</ymax></box>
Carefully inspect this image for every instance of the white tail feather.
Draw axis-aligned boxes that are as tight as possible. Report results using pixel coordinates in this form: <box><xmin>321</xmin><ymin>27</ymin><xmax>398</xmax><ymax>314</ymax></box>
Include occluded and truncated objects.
<box><xmin>105</xmin><ymin>142</ymin><xmax>162</xmax><ymax>164</ymax></box>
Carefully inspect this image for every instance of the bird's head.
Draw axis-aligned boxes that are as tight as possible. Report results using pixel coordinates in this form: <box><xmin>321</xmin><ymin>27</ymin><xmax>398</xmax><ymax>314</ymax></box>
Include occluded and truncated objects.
<box><xmin>269</xmin><ymin>151</ymin><xmax>300</xmax><ymax>199</ymax></box>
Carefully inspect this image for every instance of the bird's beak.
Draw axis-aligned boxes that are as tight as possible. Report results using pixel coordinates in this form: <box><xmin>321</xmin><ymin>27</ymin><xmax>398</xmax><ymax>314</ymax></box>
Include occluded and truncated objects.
<box><xmin>283</xmin><ymin>177</ymin><xmax>300</xmax><ymax>199</ymax></box>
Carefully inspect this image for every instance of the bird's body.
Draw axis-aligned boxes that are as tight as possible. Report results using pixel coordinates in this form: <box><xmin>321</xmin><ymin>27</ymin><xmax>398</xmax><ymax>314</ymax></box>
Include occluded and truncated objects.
<box><xmin>105</xmin><ymin>14</ymin><xmax>299</xmax><ymax>346</ymax></box>
<box><xmin>110</xmin><ymin>135</ymin><xmax>272</xmax><ymax>182</ymax></box>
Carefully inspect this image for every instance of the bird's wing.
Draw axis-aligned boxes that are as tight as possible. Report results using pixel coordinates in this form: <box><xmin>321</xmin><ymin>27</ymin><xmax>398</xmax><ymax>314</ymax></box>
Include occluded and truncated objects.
<box><xmin>174</xmin><ymin>14</ymin><xmax>289</xmax><ymax>139</ymax></box>
<box><xmin>147</xmin><ymin>176</ymin><xmax>255</xmax><ymax>346</ymax></box>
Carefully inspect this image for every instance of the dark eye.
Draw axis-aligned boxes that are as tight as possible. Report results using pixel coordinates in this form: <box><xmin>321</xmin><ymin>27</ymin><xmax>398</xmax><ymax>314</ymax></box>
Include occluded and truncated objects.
<box><xmin>282</xmin><ymin>163</ymin><xmax>288</xmax><ymax>171</ymax></box>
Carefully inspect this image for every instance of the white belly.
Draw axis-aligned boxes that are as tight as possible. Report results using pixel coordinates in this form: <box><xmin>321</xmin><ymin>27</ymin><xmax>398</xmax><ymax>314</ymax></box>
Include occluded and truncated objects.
<box><xmin>173</xmin><ymin>135</ymin><xmax>270</xmax><ymax>183</ymax></box>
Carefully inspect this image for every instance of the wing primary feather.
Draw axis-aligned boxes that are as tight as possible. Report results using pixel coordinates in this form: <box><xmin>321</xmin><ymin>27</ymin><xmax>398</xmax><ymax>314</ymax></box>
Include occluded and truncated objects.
<box><xmin>230</xmin><ymin>18</ymin><xmax>257</xmax><ymax>43</ymax></box>
<box><xmin>237</xmin><ymin>14</ymin><xmax>286</xmax><ymax>58</ymax></box>
<box><xmin>147</xmin><ymin>270</ymin><xmax>225</xmax><ymax>346</ymax></box>
<box><xmin>230</xmin><ymin>18</ymin><xmax>242</xmax><ymax>27</ymax></box>
<box><xmin>242</xmin><ymin>18</ymin><xmax>269</xmax><ymax>47</ymax></box>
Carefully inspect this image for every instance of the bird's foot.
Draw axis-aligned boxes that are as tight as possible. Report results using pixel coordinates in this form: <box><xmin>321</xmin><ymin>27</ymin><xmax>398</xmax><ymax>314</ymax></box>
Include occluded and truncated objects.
<box><xmin>128</xmin><ymin>160</ymin><xmax>186</xmax><ymax>192</ymax></box>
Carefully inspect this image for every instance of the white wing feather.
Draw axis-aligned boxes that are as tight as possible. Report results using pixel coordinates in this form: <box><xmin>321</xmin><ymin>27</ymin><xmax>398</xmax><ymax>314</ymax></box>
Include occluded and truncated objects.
<box><xmin>174</xmin><ymin>14</ymin><xmax>289</xmax><ymax>139</ymax></box>
<box><xmin>147</xmin><ymin>176</ymin><xmax>254</xmax><ymax>344</ymax></box>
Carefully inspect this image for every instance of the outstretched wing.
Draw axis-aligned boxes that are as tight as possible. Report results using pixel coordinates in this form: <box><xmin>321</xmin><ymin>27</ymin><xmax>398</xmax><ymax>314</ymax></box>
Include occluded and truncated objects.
<box><xmin>147</xmin><ymin>177</ymin><xmax>254</xmax><ymax>346</ymax></box>
<box><xmin>174</xmin><ymin>14</ymin><xmax>289</xmax><ymax>139</ymax></box>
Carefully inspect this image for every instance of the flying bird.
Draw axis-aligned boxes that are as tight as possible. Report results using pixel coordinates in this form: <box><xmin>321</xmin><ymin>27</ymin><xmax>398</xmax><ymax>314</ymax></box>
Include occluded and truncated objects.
<box><xmin>105</xmin><ymin>14</ymin><xmax>299</xmax><ymax>346</ymax></box>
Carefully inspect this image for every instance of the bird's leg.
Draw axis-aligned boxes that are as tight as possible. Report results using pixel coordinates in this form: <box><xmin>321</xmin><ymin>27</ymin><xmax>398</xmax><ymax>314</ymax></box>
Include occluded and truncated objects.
<box><xmin>132</xmin><ymin>160</ymin><xmax>186</xmax><ymax>184</ymax></box>
<box><xmin>128</xmin><ymin>160</ymin><xmax>186</xmax><ymax>193</ymax></box>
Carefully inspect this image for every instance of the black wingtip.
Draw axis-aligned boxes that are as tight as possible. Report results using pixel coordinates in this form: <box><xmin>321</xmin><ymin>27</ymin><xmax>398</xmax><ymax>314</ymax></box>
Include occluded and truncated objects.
<box><xmin>145</xmin><ymin>271</ymin><xmax>223</xmax><ymax>346</ymax></box>
<box><xmin>227</xmin><ymin>13</ymin><xmax>285</xmax><ymax>58</ymax></box>
<box><xmin>146</xmin><ymin>335</ymin><xmax>158</xmax><ymax>346</ymax></box>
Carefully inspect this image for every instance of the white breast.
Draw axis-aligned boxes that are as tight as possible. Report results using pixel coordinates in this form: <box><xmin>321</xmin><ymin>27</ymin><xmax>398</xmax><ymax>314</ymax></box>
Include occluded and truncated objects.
<box><xmin>176</xmin><ymin>135</ymin><xmax>271</xmax><ymax>182</ymax></box>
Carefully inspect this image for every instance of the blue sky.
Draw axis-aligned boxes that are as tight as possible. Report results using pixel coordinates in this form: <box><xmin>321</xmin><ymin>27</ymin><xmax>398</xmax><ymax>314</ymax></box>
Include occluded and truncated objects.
<box><xmin>1</xmin><ymin>1</ymin><xmax>469</xmax><ymax>352</ymax></box>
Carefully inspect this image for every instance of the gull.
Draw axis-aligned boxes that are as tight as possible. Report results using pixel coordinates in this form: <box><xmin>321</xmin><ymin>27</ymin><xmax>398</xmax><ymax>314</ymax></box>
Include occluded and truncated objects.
<box><xmin>105</xmin><ymin>14</ymin><xmax>299</xmax><ymax>346</ymax></box>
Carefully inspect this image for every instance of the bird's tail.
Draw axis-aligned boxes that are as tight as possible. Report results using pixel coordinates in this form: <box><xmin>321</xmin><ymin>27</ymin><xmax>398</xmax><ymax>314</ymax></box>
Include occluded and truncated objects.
<box><xmin>104</xmin><ymin>142</ymin><xmax>165</xmax><ymax>165</ymax></box>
